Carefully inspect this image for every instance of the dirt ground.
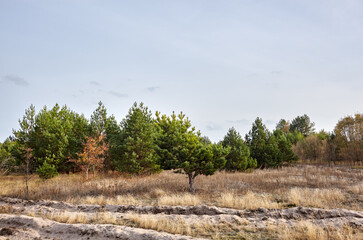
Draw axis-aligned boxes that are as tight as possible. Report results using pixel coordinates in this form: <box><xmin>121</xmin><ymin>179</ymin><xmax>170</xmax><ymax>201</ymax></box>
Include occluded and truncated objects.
<box><xmin>0</xmin><ymin>196</ymin><xmax>362</xmax><ymax>240</ymax></box>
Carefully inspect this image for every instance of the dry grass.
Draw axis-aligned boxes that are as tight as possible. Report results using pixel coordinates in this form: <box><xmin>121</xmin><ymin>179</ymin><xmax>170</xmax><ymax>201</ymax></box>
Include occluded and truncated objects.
<box><xmin>0</xmin><ymin>165</ymin><xmax>362</xmax><ymax>210</ymax></box>
<box><xmin>24</xmin><ymin>210</ymin><xmax>251</xmax><ymax>239</ymax></box>
<box><xmin>21</xmin><ymin>209</ymin><xmax>362</xmax><ymax>240</ymax></box>
<box><xmin>287</xmin><ymin>188</ymin><xmax>346</xmax><ymax>208</ymax></box>
<box><xmin>348</xmin><ymin>182</ymin><xmax>363</xmax><ymax>195</ymax></box>
<box><xmin>111</xmin><ymin>213</ymin><xmax>251</xmax><ymax>239</ymax></box>
<box><xmin>0</xmin><ymin>204</ymin><xmax>13</xmax><ymax>214</ymax></box>
<box><xmin>69</xmin><ymin>194</ymin><xmax>139</xmax><ymax>206</ymax></box>
<box><xmin>27</xmin><ymin>210</ymin><xmax>119</xmax><ymax>225</ymax></box>
<box><xmin>217</xmin><ymin>191</ymin><xmax>280</xmax><ymax>209</ymax></box>
<box><xmin>158</xmin><ymin>193</ymin><xmax>201</xmax><ymax>206</ymax></box>
<box><xmin>269</xmin><ymin>221</ymin><xmax>362</xmax><ymax>240</ymax></box>
<box><xmin>126</xmin><ymin>214</ymin><xmax>193</xmax><ymax>236</ymax></box>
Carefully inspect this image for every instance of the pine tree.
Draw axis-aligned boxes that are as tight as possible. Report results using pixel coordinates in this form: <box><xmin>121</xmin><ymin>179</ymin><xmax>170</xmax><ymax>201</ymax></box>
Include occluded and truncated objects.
<box><xmin>36</xmin><ymin>159</ymin><xmax>58</xmax><ymax>180</ymax></box>
<box><xmin>221</xmin><ymin>127</ymin><xmax>256</xmax><ymax>171</ymax></box>
<box><xmin>155</xmin><ymin>111</ymin><xmax>228</xmax><ymax>192</ymax></box>
<box><xmin>90</xmin><ymin>101</ymin><xmax>121</xmax><ymax>171</ymax></box>
<box><xmin>290</xmin><ymin>114</ymin><xmax>315</xmax><ymax>137</ymax></box>
<box><xmin>18</xmin><ymin>104</ymin><xmax>89</xmax><ymax>173</ymax></box>
<box><xmin>245</xmin><ymin>117</ymin><xmax>273</xmax><ymax>168</ymax></box>
<box><xmin>12</xmin><ymin>105</ymin><xmax>36</xmax><ymax>198</ymax></box>
<box><xmin>246</xmin><ymin>118</ymin><xmax>298</xmax><ymax>168</ymax></box>
<box><xmin>273</xmin><ymin>129</ymin><xmax>298</xmax><ymax>166</ymax></box>
<box><xmin>115</xmin><ymin>102</ymin><xmax>160</xmax><ymax>174</ymax></box>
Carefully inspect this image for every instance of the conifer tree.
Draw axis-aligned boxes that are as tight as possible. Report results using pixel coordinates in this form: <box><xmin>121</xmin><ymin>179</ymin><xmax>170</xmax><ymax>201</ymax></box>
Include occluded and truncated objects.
<box><xmin>222</xmin><ymin>127</ymin><xmax>256</xmax><ymax>171</ymax></box>
<box><xmin>12</xmin><ymin>105</ymin><xmax>36</xmax><ymax>198</ymax></box>
<box><xmin>246</xmin><ymin>118</ymin><xmax>298</xmax><ymax>168</ymax></box>
<box><xmin>90</xmin><ymin>101</ymin><xmax>121</xmax><ymax>170</ymax></box>
<box><xmin>155</xmin><ymin>111</ymin><xmax>228</xmax><ymax>192</ymax></box>
<box><xmin>290</xmin><ymin>114</ymin><xmax>315</xmax><ymax>137</ymax></box>
<box><xmin>115</xmin><ymin>102</ymin><xmax>160</xmax><ymax>174</ymax></box>
<box><xmin>273</xmin><ymin>129</ymin><xmax>298</xmax><ymax>166</ymax></box>
<box><xmin>245</xmin><ymin>117</ymin><xmax>273</xmax><ymax>168</ymax></box>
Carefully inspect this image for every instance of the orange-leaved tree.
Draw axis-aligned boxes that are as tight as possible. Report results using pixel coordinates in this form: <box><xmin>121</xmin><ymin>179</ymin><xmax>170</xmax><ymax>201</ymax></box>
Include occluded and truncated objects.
<box><xmin>75</xmin><ymin>134</ymin><xmax>108</xmax><ymax>181</ymax></box>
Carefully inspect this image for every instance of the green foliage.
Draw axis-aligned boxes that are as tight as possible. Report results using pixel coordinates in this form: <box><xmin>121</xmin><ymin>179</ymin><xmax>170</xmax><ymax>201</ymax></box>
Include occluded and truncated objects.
<box><xmin>290</xmin><ymin>114</ymin><xmax>315</xmax><ymax>137</ymax></box>
<box><xmin>13</xmin><ymin>105</ymin><xmax>36</xmax><ymax>144</ymax></box>
<box><xmin>317</xmin><ymin>130</ymin><xmax>329</xmax><ymax>140</ymax></box>
<box><xmin>246</xmin><ymin>118</ymin><xmax>297</xmax><ymax>168</ymax></box>
<box><xmin>102</xmin><ymin>115</ymin><xmax>122</xmax><ymax>170</ymax></box>
<box><xmin>114</xmin><ymin>102</ymin><xmax>160</xmax><ymax>175</ymax></box>
<box><xmin>9</xmin><ymin>102</ymin><xmax>361</xmax><ymax>176</ymax></box>
<box><xmin>12</xmin><ymin>104</ymin><xmax>89</xmax><ymax>173</ymax></box>
<box><xmin>36</xmin><ymin>158</ymin><xmax>58</xmax><ymax>180</ymax></box>
<box><xmin>245</xmin><ymin>117</ymin><xmax>271</xmax><ymax>168</ymax></box>
<box><xmin>221</xmin><ymin>127</ymin><xmax>256</xmax><ymax>171</ymax></box>
<box><xmin>273</xmin><ymin>129</ymin><xmax>298</xmax><ymax>165</ymax></box>
<box><xmin>90</xmin><ymin>101</ymin><xmax>108</xmax><ymax>136</ymax></box>
<box><xmin>155</xmin><ymin>111</ymin><xmax>228</xmax><ymax>192</ymax></box>
<box><xmin>33</xmin><ymin>104</ymin><xmax>89</xmax><ymax>172</ymax></box>
<box><xmin>286</xmin><ymin>130</ymin><xmax>304</xmax><ymax>145</ymax></box>
<box><xmin>0</xmin><ymin>139</ymin><xmax>17</xmax><ymax>174</ymax></box>
<box><xmin>12</xmin><ymin>105</ymin><xmax>37</xmax><ymax>173</ymax></box>
<box><xmin>90</xmin><ymin>102</ymin><xmax>121</xmax><ymax>171</ymax></box>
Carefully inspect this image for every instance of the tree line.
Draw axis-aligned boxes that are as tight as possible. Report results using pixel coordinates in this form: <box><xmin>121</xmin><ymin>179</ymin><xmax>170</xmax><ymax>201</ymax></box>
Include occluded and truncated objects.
<box><xmin>0</xmin><ymin>102</ymin><xmax>361</xmax><ymax>192</ymax></box>
<box><xmin>291</xmin><ymin>114</ymin><xmax>363</xmax><ymax>166</ymax></box>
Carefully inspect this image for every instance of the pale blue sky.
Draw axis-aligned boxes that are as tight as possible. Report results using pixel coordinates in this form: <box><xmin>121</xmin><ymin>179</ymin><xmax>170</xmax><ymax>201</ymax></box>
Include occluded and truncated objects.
<box><xmin>1</xmin><ymin>0</ymin><xmax>363</xmax><ymax>142</ymax></box>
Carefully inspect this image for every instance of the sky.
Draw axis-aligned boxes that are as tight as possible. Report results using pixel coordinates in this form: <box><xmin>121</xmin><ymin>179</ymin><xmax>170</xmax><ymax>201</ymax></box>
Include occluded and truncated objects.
<box><xmin>1</xmin><ymin>0</ymin><xmax>363</xmax><ymax>142</ymax></box>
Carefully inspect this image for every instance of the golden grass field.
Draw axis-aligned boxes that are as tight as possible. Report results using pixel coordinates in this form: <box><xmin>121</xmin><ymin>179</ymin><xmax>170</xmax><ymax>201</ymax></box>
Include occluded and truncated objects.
<box><xmin>0</xmin><ymin>165</ymin><xmax>362</xmax><ymax>239</ymax></box>
<box><xmin>0</xmin><ymin>165</ymin><xmax>361</xmax><ymax>210</ymax></box>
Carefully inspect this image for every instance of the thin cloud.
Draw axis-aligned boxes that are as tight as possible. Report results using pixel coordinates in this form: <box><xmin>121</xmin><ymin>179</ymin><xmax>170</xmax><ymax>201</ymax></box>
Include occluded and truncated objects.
<box><xmin>265</xmin><ymin>120</ymin><xmax>276</xmax><ymax>125</ymax></box>
<box><xmin>206</xmin><ymin>123</ymin><xmax>223</xmax><ymax>131</ymax></box>
<box><xmin>147</xmin><ymin>86</ymin><xmax>159</xmax><ymax>92</ymax></box>
<box><xmin>109</xmin><ymin>91</ymin><xmax>128</xmax><ymax>98</ymax></box>
<box><xmin>2</xmin><ymin>75</ymin><xmax>29</xmax><ymax>86</ymax></box>
<box><xmin>90</xmin><ymin>81</ymin><xmax>100</xmax><ymax>86</ymax></box>
<box><xmin>227</xmin><ymin>118</ymin><xmax>250</xmax><ymax>125</ymax></box>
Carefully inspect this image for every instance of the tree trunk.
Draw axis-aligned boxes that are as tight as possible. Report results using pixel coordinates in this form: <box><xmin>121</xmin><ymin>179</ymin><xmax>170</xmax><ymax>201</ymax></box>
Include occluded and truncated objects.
<box><xmin>188</xmin><ymin>173</ymin><xmax>194</xmax><ymax>193</ymax></box>
<box><xmin>25</xmin><ymin>176</ymin><xmax>29</xmax><ymax>199</ymax></box>
<box><xmin>25</xmin><ymin>160</ymin><xmax>30</xmax><ymax>199</ymax></box>
<box><xmin>86</xmin><ymin>166</ymin><xmax>89</xmax><ymax>181</ymax></box>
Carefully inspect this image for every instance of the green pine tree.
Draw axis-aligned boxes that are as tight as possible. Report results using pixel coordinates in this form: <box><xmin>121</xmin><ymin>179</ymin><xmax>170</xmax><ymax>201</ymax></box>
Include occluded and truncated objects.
<box><xmin>115</xmin><ymin>102</ymin><xmax>160</xmax><ymax>175</ymax></box>
<box><xmin>36</xmin><ymin>158</ymin><xmax>58</xmax><ymax>180</ymax></box>
<box><xmin>221</xmin><ymin>127</ymin><xmax>256</xmax><ymax>171</ymax></box>
<box><xmin>155</xmin><ymin>111</ymin><xmax>228</xmax><ymax>192</ymax></box>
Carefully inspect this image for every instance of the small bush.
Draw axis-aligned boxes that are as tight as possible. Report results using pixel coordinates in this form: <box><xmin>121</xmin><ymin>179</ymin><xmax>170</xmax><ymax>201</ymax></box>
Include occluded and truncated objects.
<box><xmin>36</xmin><ymin>160</ymin><xmax>58</xmax><ymax>180</ymax></box>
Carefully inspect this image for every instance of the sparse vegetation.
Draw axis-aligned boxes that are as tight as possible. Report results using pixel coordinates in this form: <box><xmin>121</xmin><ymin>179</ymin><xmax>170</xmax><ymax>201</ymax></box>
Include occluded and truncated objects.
<box><xmin>0</xmin><ymin>165</ymin><xmax>361</xmax><ymax>212</ymax></box>
<box><xmin>270</xmin><ymin>221</ymin><xmax>360</xmax><ymax>240</ymax></box>
<box><xmin>0</xmin><ymin>103</ymin><xmax>362</xmax><ymax>239</ymax></box>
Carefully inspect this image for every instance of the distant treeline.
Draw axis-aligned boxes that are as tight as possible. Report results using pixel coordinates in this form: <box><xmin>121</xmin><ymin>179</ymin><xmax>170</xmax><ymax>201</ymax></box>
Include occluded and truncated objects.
<box><xmin>0</xmin><ymin>102</ymin><xmax>362</xmax><ymax>185</ymax></box>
